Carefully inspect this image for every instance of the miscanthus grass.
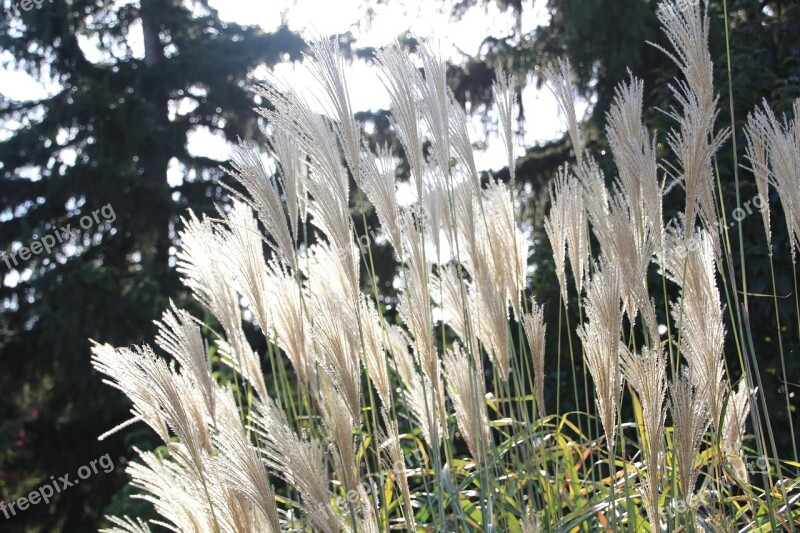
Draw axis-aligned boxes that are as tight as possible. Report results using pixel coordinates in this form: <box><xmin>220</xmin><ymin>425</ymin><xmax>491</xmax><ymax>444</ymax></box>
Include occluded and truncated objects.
<box><xmin>92</xmin><ymin>1</ymin><xmax>800</xmax><ymax>531</ymax></box>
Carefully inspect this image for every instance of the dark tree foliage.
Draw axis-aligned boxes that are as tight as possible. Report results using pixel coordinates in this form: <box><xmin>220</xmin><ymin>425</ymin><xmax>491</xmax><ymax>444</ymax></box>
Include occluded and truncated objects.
<box><xmin>0</xmin><ymin>1</ymin><xmax>304</xmax><ymax>529</ymax></box>
<box><xmin>443</xmin><ymin>0</ymin><xmax>800</xmax><ymax>456</ymax></box>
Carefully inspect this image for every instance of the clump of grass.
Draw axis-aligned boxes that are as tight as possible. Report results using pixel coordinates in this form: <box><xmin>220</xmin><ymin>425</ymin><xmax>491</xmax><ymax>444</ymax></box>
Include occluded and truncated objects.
<box><xmin>92</xmin><ymin>1</ymin><xmax>800</xmax><ymax>531</ymax></box>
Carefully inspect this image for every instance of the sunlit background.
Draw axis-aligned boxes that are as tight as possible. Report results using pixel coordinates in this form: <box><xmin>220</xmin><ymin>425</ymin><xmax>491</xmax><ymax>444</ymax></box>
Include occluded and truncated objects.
<box><xmin>1</xmin><ymin>0</ymin><xmax>588</xmax><ymax>177</ymax></box>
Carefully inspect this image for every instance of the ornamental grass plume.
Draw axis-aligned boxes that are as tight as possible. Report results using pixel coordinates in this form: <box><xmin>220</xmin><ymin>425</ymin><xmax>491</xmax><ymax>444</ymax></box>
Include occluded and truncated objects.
<box><xmin>577</xmin><ymin>258</ymin><xmax>624</xmax><ymax>449</ymax></box>
<box><xmin>744</xmin><ymin>99</ymin><xmax>800</xmax><ymax>258</ymax></box>
<box><xmin>360</xmin><ymin>146</ymin><xmax>403</xmax><ymax>252</ymax></box>
<box><xmin>605</xmin><ymin>76</ymin><xmax>663</xmax><ymax>254</ymax></box>
<box><xmin>224</xmin><ymin>141</ymin><xmax>298</xmax><ymax>270</ymax></box>
<box><xmin>92</xmin><ymin>4</ymin><xmax>800</xmax><ymax>530</ymax></box>
<box><xmin>661</xmin><ymin>223</ymin><xmax>727</xmax><ymax>431</ymax></box>
<box><xmin>652</xmin><ymin>0</ymin><xmax>729</xmax><ymax>254</ymax></box>
<box><xmin>721</xmin><ymin>381</ymin><xmax>753</xmax><ymax>482</ymax></box>
<box><xmin>443</xmin><ymin>343</ymin><xmax>489</xmax><ymax>463</ymax></box>
<box><xmin>543</xmin><ymin>166</ymin><xmax>582</xmax><ymax>304</ymax></box>
<box><xmin>621</xmin><ymin>346</ymin><xmax>668</xmax><ymax>528</ymax></box>
<box><xmin>521</xmin><ymin>301</ymin><xmax>547</xmax><ymax>417</ymax></box>
<box><xmin>743</xmin><ymin>107</ymin><xmax>773</xmax><ymax>245</ymax></box>
<box><xmin>670</xmin><ymin>367</ymin><xmax>710</xmax><ymax>503</ymax></box>
<box><xmin>544</xmin><ymin>58</ymin><xmax>584</xmax><ymax>166</ymax></box>
<box><xmin>250</xmin><ymin>397</ymin><xmax>345</xmax><ymax>532</ymax></box>
<box><xmin>269</xmin><ymin>127</ymin><xmax>308</xmax><ymax>239</ymax></box>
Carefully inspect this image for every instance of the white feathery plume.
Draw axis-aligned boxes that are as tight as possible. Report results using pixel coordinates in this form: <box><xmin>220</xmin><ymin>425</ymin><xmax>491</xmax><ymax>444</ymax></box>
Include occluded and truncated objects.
<box><xmin>621</xmin><ymin>346</ymin><xmax>668</xmax><ymax>528</ymax></box>
<box><xmin>254</xmin><ymin>79</ymin><xmax>356</xmax><ymax>282</ymax></box>
<box><xmin>154</xmin><ymin>303</ymin><xmax>215</xmax><ymax>420</ymax></box>
<box><xmin>493</xmin><ymin>68</ymin><xmax>517</xmax><ymax>183</ymax></box>
<box><xmin>577</xmin><ymin>259</ymin><xmax>624</xmax><ymax>449</ymax></box>
<box><xmin>444</xmin><ymin>343</ymin><xmax>489</xmax><ymax>463</ymax></box>
<box><xmin>449</xmin><ymin>96</ymin><xmax>480</xmax><ymax>191</ymax></box>
<box><xmin>545</xmin><ymin>166</ymin><xmax>589</xmax><ymax>300</ymax></box>
<box><xmin>743</xmin><ymin>107</ymin><xmax>773</xmax><ymax>245</ymax></box>
<box><xmin>176</xmin><ymin>212</ymin><xmax>268</xmax><ymax>398</ymax></box>
<box><xmin>306</xmin><ymin>37</ymin><xmax>362</xmax><ymax>184</ymax></box>
<box><xmin>201</xmin><ymin>424</ymin><xmax>273</xmax><ymax>533</ymax></box>
<box><xmin>422</xmin><ymin>166</ymin><xmax>449</xmax><ymax>262</ymax></box>
<box><xmin>201</xmin><ymin>450</ymin><xmax>258</xmax><ymax>533</ymax></box>
<box><xmin>654</xmin><ymin>0</ymin><xmax>729</xmax><ymax>251</ymax></box>
<box><xmin>544</xmin><ymin>58</ymin><xmax>584</xmax><ymax>166</ymax></box>
<box><xmin>224</xmin><ymin>141</ymin><xmax>297</xmax><ymax>270</ymax></box>
<box><xmin>359</xmin><ymin>295</ymin><xmax>392</xmax><ymax>408</ymax></box>
<box><xmin>263</xmin><ymin>260</ymin><xmax>311</xmax><ymax>386</ymax></box>
<box><xmin>91</xmin><ymin>344</ymin><xmax>167</xmax><ymax>441</ymax></box>
<box><xmin>606</xmin><ymin>76</ymin><xmax>664</xmax><ymax>256</ymax></box>
<box><xmin>307</xmin><ymin>286</ymin><xmax>362</xmax><ymax>422</ymax></box>
<box><xmin>250</xmin><ymin>398</ymin><xmax>344</xmax><ymax>533</ymax></box>
<box><xmin>483</xmin><ymin>179</ymin><xmax>529</xmax><ymax>318</ymax></box>
<box><xmin>452</xmin><ymin>181</ymin><xmax>515</xmax><ymax>375</ymax></box>
<box><xmin>384</xmin><ymin>325</ymin><xmax>415</xmax><ymax>380</ymax></box>
<box><xmin>774</xmin><ymin>99</ymin><xmax>800</xmax><ymax>256</ymax></box>
<box><xmin>125</xmin><ymin>448</ymin><xmax>217</xmax><ymax>533</ymax></box>
<box><xmin>255</xmin><ymin>77</ymin><xmax>349</xmax><ymax>200</ymax></box>
<box><xmin>91</xmin><ymin>344</ymin><xmax>212</xmax><ymax>466</ymax></box>
<box><xmin>722</xmin><ymin>381</ymin><xmax>753</xmax><ymax>482</ymax></box>
<box><xmin>432</xmin><ymin>264</ymin><xmax>468</xmax><ymax>346</ymax></box>
<box><xmin>579</xmin><ymin>155</ymin><xmax>611</xmax><ymax>230</ymax></box>
<box><xmin>590</xmin><ymin>189</ymin><xmax>657</xmax><ymax>324</ymax></box>
<box><xmin>302</xmin><ymin>240</ymin><xmax>360</xmax><ymax>315</ymax></box>
<box><xmin>92</xmin><ymin>342</ymin><xmax>249</xmax><ymax>532</ymax></box>
<box><xmin>653</xmin><ymin>0</ymin><xmax>714</xmax><ymax>114</ymax></box>
<box><xmin>662</xmin><ymin>223</ymin><xmax>727</xmax><ymax>429</ymax></box>
<box><xmin>303</xmin><ymin>147</ymin><xmax>359</xmax><ymax>290</ymax></box>
<box><xmin>210</xmin><ymin>482</ymin><xmax>260</xmax><ymax>533</ymax></box>
<box><xmin>385</xmin><ymin>324</ymin><xmax>416</xmax><ymax>389</ymax></box>
<box><xmin>471</xmin><ymin>261</ymin><xmax>513</xmax><ymax>378</ymax></box>
<box><xmin>216</xmin><ymin>201</ymin><xmax>271</xmax><ymax>336</ymax></box>
<box><xmin>378</xmin><ymin>411</ymin><xmax>416</xmax><ymax>530</ymax></box>
<box><xmin>543</xmin><ymin>168</ymin><xmax>570</xmax><ymax>304</ymax></box>
<box><xmin>270</xmin><ymin>126</ymin><xmax>308</xmax><ymax>240</ymax></box>
<box><xmin>404</xmin><ymin>365</ymin><xmax>446</xmax><ymax>450</ymax></box>
<box><xmin>419</xmin><ymin>42</ymin><xmax>453</xmax><ymax>180</ymax></box>
<box><xmin>670</xmin><ymin>366</ymin><xmax>709</xmax><ymax>501</ymax></box>
<box><xmin>374</xmin><ymin>43</ymin><xmax>426</xmax><ymax>192</ymax></box>
<box><xmin>561</xmin><ymin>170</ymin><xmax>589</xmax><ymax>296</ymax></box>
<box><xmin>360</xmin><ymin>145</ymin><xmax>402</xmax><ymax>252</ymax></box>
<box><xmin>388</xmin><ymin>326</ymin><xmax>445</xmax><ymax>449</ymax></box>
<box><xmin>451</xmin><ymin>179</ymin><xmax>480</xmax><ymax>272</ymax></box>
<box><xmin>746</xmin><ymin>100</ymin><xmax>800</xmax><ymax>258</ymax></box>
<box><xmin>398</xmin><ymin>209</ymin><xmax>437</xmax><ymax>381</ymax></box>
<box><xmin>318</xmin><ymin>384</ymin><xmax>360</xmax><ymax>497</ymax></box>
<box><xmin>661</xmin><ymin>85</ymin><xmax>728</xmax><ymax>251</ymax></box>
<box><xmin>216</xmin><ymin>337</ymin><xmax>269</xmax><ymax>405</ymax></box>
<box><xmin>521</xmin><ymin>301</ymin><xmax>547</xmax><ymax>417</ymax></box>
<box><xmin>212</xmin><ymin>423</ymin><xmax>282</xmax><ymax>532</ymax></box>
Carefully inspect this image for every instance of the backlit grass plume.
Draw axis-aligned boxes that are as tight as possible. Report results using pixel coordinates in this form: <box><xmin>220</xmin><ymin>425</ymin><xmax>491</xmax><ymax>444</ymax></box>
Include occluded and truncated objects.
<box><xmin>94</xmin><ymin>3</ymin><xmax>800</xmax><ymax>531</ymax></box>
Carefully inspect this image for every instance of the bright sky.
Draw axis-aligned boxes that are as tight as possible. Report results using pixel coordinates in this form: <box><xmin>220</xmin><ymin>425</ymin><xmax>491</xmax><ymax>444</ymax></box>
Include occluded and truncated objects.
<box><xmin>0</xmin><ymin>0</ymin><xmax>590</xmax><ymax>178</ymax></box>
<box><xmin>204</xmin><ymin>0</ymin><xmax>586</xmax><ymax>170</ymax></box>
<box><xmin>0</xmin><ymin>0</ymin><xmax>592</xmax><ymax>289</ymax></box>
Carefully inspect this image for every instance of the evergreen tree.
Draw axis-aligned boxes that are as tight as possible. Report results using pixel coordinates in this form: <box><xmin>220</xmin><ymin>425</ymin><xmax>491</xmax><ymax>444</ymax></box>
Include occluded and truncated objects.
<box><xmin>0</xmin><ymin>1</ymin><xmax>303</xmax><ymax>529</ymax></box>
